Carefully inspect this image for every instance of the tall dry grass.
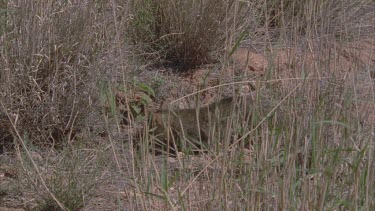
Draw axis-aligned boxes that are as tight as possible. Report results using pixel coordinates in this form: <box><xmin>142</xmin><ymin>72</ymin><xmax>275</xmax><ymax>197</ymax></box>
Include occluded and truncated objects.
<box><xmin>123</xmin><ymin>0</ymin><xmax>374</xmax><ymax>210</ymax></box>
<box><xmin>0</xmin><ymin>1</ymin><xmax>99</xmax><ymax>148</ymax></box>
<box><xmin>0</xmin><ymin>1</ymin><xmax>112</xmax><ymax>210</ymax></box>
<box><xmin>0</xmin><ymin>0</ymin><xmax>373</xmax><ymax>210</ymax></box>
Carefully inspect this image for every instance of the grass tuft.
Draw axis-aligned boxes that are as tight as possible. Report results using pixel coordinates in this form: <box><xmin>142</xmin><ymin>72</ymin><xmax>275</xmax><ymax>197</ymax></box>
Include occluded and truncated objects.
<box><xmin>127</xmin><ymin>0</ymin><xmax>250</xmax><ymax>70</ymax></box>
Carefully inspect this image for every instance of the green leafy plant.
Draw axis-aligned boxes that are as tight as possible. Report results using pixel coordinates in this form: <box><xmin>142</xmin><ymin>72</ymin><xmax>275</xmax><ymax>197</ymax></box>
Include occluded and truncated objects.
<box><xmin>130</xmin><ymin>80</ymin><xmax>155</xmax><ymax>121</ymax></box>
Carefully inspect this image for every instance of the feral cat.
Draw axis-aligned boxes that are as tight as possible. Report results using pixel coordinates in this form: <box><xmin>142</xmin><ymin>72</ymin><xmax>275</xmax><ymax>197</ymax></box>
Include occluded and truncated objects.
<box><xmin>149</xmin><ymin>94</ymin><xmax>275</xmax><ymax>152</ymax></box>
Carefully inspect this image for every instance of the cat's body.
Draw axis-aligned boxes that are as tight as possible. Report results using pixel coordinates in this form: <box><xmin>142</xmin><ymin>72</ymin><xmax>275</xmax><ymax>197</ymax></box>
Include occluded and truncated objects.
<box><xmin>149</xmin><ymin>94</ymin><xmax>274</xmax><ymax>151</ymax></box>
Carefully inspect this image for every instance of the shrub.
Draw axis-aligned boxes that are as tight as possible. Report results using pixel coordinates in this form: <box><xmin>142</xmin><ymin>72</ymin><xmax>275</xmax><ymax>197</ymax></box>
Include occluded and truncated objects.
<box><xmin>127</xmin><ymin>0</ymin><xmax>251</xmax><ymax>70</ymax></box>
<box><xmin>0</xmin><ymin>1</ymin><xmax>97</xmax><ymax>148</ymax></box>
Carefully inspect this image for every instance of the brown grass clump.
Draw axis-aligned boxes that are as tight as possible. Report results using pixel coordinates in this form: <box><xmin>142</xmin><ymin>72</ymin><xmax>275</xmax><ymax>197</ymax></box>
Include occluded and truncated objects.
<box><xmin>0</xmin><ymin>1</ymin><xmax>98</xmax><ymax>148</ymax></box>
<box><xmin>127</xmin><ymin>0</ymin><xmax>250</xmax><ymax>70</ymax></box>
